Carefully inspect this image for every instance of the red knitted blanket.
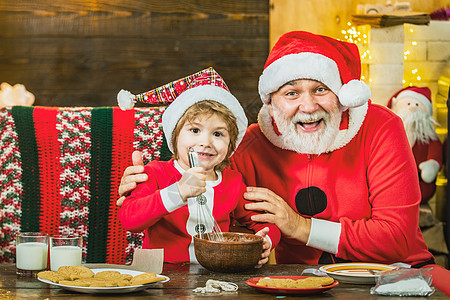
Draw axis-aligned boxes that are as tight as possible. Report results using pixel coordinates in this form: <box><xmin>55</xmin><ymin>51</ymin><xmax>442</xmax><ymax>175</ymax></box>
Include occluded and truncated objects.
<box><xmin>0</xmin><ymin>106</ymin><xmax>171</xmax><ymax>264</ymax></box>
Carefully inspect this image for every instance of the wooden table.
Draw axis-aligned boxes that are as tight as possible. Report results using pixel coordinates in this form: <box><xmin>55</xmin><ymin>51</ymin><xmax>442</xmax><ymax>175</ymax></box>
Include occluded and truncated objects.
<box><xmin>1</xmin><ymin>263</ymin><xmax>447</xmax><ymax>299</ymax></box>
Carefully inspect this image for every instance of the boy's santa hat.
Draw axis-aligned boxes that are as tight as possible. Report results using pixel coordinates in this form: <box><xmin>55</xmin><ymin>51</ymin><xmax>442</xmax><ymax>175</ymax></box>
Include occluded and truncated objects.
<box><xmin>117</xmin><ymin>67</ymin><xmax>248</xmax><ymax>152</ymax></box>
<box><xmin>258</xmin><ymin>31</ymin><xmax>371</xmax><ymax>108</ymax></box>
<box><xmin>387</xmin><ymin>86</ymin><xmax>433</xmax><ymax>115</ymax></box>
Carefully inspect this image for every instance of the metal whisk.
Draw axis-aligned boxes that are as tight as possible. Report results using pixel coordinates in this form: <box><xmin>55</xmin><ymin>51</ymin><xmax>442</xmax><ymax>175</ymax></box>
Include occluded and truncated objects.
<box><xmin>188</xmin><ymin>147</ymin><xmax>224</xmax><ymax>242</ymax></box>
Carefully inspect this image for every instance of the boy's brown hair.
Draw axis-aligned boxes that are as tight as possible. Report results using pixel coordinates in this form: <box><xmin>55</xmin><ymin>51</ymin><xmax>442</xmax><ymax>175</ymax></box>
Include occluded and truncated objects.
<box><xmin>171</xmin><ymin>100</ymin><xmax>238</xmax><ymax>171</ymax></box>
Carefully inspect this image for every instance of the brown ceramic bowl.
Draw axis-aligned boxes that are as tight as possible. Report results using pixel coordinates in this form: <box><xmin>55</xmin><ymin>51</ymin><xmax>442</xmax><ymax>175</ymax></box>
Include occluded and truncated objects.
<box><xmin>193</xmin><ymin>232</ymin><xmax>263</xmax><ymax>273</ymax></box>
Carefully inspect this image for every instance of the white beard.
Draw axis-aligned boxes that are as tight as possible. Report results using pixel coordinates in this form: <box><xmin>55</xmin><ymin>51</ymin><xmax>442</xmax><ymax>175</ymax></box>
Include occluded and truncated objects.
<box><xmin>395</xmin><ymin>108</ymin><xmax>439</xmax><ymax>147</ymax></box>
<box><xmin>271</xmin><ymin>103</ymin><xmax>343</xmax><ymax>155</ymax></box>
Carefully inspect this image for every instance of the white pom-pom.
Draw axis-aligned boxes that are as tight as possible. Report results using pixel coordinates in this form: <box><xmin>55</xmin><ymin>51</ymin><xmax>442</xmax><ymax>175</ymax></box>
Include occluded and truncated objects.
<box><xmin>117</xmin><ymin>89</ymin><xmax>135</xmax><ymax>111</ymax></box>
<box><xmin>338</xmin><ymin>80</ymin><xmax>371</xmax><ymax>108</ymax></box>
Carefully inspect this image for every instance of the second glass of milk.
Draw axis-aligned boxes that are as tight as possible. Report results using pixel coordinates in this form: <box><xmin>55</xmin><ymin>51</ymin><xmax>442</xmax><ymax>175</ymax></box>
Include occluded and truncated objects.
<box><xmin>50</xmin><ymin>235</ymin><xmax>83</xmax><ymax>271</ymax></box>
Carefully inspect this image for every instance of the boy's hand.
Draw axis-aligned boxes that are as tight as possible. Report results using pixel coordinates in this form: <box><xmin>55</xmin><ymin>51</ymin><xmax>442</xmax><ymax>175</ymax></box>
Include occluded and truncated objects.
<box><xmin>177</xmin><ymin>167</ymin><xmax>207</xmax><ymax>201</ymax></box>
<box><xmin>255</xmin><ymin>227</ymin><xmax>271</xmax><ymax>267</ymax></box>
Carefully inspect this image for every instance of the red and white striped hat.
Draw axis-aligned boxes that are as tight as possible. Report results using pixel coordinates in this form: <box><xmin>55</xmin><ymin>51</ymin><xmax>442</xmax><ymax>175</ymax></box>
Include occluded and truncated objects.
<box><xmin>117</xmin><ymin>67</ymin><xmax>248</xmax><ymax>152</ymax></box>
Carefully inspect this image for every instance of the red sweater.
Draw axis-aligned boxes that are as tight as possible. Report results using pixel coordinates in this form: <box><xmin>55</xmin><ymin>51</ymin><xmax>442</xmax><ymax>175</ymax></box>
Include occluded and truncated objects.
<box><xmin>119</xmin><ymin>159</ymin><xmax>281</xmax><ymax>263</ymax></box>
<box><xmin>231</xmin><ymin>102</ymin><xmax>433</xmax><ymax>266</ymax></box>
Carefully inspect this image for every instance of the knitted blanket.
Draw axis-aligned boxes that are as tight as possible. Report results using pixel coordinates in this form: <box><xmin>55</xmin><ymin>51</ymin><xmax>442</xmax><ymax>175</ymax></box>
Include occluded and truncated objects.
<box><xmin>0</xmin><ymin>106</ymin><xmax>171</xmax><ymax>264</ymax></box>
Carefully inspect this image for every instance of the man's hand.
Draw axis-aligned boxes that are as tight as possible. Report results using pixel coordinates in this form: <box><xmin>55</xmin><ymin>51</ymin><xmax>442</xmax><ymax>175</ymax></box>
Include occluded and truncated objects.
<box><xmin>116</xmin><ymin>151</ymin><xmax>147</xmax><ymax>206</ymax></box>
<box><xmin>244</xmin><ymin>187</ymin><xmax>311</xmax><ymax>243</ymax></box>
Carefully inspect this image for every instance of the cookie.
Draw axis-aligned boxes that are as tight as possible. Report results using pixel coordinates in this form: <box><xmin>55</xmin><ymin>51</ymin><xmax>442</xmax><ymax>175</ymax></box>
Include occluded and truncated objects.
<box><xmin>256</xmin><ymin>276</ymin><xmax>334</xmax><ymax>288</ymax></box>
<box><xmin>130</xmin><ymin>272</ymin><xmax>164</xmax><ymax>285</ymax></box>
<box><xmin>37</xmin><ymin>270</ymin><xmax>65</xmax><ymax>283</ymax></box>
<box><xmin>57</xmin><ymin>266</ymin><xmax>95</xmax><ymax>280</ymax></box>
<box><xmin>301</xmin><ymin>276</ymin><xmax>335</xmax><ymax>286</ymax></box>
<box><xmin>94</xmin><ymin>270</ymin><xmax>133</xmax><ymax>281</ymax></box>
<box><xmin>59</xmin><ymin>280</ymin><xmax>91</xmax><ymax>287</ymax></box>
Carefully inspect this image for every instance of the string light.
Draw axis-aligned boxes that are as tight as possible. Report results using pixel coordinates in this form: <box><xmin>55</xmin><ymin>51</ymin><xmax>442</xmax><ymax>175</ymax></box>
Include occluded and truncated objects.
<box><xmin>404</xmin><ymin>28</ymin><xmax>421</xmax><ymax>86</ymax></box>
<box><xmin>341</xmin><ymin>22</ymin><xmax>371</xmax><ymax>83</ymax></box>
<box><xmin>404</xmin><ymin>50</ymin><xmax>410</xmax><ymax>60</ymax></box>
<box><xmin>341</xmin><ymin>22</ymin><xmax>423</xmax><ymax>87</ymax></box>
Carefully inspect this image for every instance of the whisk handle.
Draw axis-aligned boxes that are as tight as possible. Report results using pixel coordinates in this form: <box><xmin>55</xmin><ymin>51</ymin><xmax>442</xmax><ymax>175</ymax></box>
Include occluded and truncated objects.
<box><xmin>188</xmin><ymin>148</ymin><xmax>199</xmax><ymax>168</ymax></box>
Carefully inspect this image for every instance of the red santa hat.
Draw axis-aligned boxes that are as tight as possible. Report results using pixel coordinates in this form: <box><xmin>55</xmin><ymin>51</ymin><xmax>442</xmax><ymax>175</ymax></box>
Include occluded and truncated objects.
<box><xmin>258</xmin><ymin>31</ymin><xmax>371</xmax><ymax>108</ymax></box>
<box><xmin>117</xmin><ymin>67</ymin><xmax>248</xmax><ymax>152</ymax></box>
<box><xmin>387</xmin><ymin>86</ymin><xmax>433</xmax><ymax>115</ymax></box>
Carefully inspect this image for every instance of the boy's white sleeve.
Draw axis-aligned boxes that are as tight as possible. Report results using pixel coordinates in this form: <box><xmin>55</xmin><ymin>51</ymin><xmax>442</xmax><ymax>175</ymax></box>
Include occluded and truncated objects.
<box><xmin>160</xmin><ymin>182</ymin><xmax>186</xmax><ymax>212</ymax></box>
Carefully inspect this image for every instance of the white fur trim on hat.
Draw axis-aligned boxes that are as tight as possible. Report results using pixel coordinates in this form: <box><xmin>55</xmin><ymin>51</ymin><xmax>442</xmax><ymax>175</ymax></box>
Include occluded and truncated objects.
<box><xmin>162</xmin><ymin>85</ymin><xmax>248</xmax><ymax>153</ymax></box>
<box><xmin>117</xmin><ymin>89</ymin><xmax>135</xmax><ymax>111</ymax></box>
<box><xmin>394</xmin><ymin>90</ymin><xmax>432</xmax><ymax>115</ymax></box>
<box><xmin>258</xmin><ymin>52</ymin><xmax>370</xmax><ymax>108</ymax></box>
<box><xmin>259</xmin><ymin>53</ymin><xmax>342</xmax><ymax>103</ymax></box>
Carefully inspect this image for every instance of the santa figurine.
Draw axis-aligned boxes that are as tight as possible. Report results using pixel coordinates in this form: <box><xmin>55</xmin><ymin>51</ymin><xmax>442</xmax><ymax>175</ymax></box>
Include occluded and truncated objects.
<box><xmin>387</xmin><ymin>86</ymin><xmax>443</xmax><ymax>203</ymax></box>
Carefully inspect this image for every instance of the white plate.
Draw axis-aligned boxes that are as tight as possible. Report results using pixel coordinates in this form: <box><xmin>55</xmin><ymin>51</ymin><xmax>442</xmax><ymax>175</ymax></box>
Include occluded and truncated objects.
<box><xmin>319</xmin><ymin>263</ymin><xmax>398</xmax><ymax>284</ymax></box>
<box><xmin>37</xmin><ymin>268</ymin><xmax>170</xmax><ymax>294</ymax></box>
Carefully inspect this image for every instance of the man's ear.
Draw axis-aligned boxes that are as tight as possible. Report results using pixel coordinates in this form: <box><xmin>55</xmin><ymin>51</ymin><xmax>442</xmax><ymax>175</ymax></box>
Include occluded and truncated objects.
<box><xmin>267</xmin><ymin>99</ymin><xmax>274</xmax><ymax>117</ymax></box>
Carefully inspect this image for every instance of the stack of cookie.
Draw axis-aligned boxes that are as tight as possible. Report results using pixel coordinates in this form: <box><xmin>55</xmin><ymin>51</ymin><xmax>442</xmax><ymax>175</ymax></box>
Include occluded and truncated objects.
<box><xmin>37</xmin><ymin>266</ymin><xmax>164</xmax><ymax>287</ymax></box>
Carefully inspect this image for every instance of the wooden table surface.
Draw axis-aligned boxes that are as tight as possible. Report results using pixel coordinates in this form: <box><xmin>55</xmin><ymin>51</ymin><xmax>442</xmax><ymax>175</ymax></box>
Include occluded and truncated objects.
<box><xmin>1</xmin><ymin>263</ymin><xmax>447</xmax><ymax>299</ymax></box>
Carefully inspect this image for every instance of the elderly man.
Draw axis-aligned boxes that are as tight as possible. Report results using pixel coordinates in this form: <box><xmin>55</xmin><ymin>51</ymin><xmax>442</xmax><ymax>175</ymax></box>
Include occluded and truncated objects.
<box><xmin>118</xmin><ymin>31</ymin><xmax>433</xmax><ymax>268</ymax></box>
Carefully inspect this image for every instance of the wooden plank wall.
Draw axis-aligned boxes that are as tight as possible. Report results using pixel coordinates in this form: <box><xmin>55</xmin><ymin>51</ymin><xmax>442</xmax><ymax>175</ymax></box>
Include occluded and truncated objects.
<box><xmin>0</xmin><ymin>0</ymin><xmax>269</xmax><ymax>123</ymax></box>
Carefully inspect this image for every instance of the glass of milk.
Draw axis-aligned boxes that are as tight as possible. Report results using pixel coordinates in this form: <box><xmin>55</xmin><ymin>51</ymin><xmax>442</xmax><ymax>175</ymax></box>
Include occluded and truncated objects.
<box><xmin>50</xmin><ymin>235</ymin><xmax>83</xmax><ymax>271</ymax></box>
<box><xmin>15</xmin><ymin>232</ymin><xmax>49</xmax><ymax>276</ymax></box>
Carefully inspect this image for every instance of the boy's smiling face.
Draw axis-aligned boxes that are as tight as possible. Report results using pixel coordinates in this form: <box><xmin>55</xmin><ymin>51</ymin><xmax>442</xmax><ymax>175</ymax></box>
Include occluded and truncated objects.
<box><xmin>176</xmin><ymin>113</ymin><xmax>231</xmax><ymax>179</ymax></box>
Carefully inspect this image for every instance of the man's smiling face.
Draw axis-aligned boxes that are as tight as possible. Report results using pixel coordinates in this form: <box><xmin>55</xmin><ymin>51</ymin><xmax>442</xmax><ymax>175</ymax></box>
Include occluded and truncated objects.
<box><xmin>269</xmin><ymin>79</ymin><xmax>343</xmax><ymax>154</ymax></box>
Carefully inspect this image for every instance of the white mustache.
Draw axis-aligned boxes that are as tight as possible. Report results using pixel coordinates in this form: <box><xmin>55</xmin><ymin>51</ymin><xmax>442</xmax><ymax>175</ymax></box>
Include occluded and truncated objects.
<box><xmin>292</xmin><ymin>112</ymin><xmax>325</xmax><ymax>124</ymax></box>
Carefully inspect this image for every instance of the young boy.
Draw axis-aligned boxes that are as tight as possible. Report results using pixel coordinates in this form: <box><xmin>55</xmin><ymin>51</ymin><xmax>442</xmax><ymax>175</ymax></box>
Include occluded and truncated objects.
<box><xmin>117</xmin><ymin>68</ymin><xmax>281</xmax><ymax>265</ymax></box>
